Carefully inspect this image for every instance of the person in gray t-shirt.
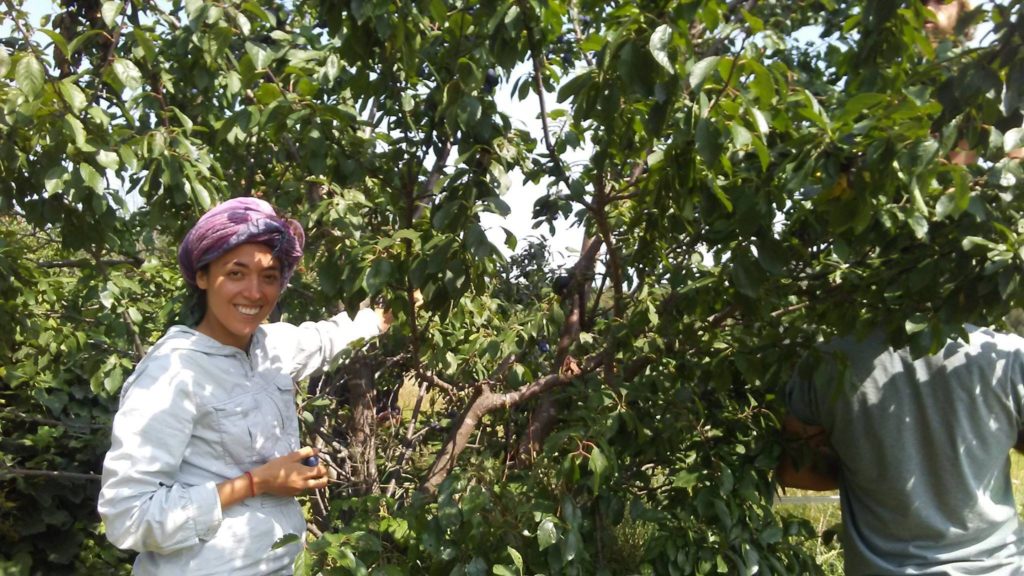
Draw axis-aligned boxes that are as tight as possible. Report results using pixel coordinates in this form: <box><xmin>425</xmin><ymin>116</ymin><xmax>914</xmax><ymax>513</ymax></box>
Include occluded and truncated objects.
<box><xmin>778</xmin><ymin>326</ymin><xmax>1024</xmax><ymax>575</ymax></box>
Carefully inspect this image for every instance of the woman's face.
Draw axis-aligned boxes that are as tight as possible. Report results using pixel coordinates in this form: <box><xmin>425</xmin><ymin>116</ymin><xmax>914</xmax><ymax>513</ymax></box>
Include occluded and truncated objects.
<box><xmin>195</xmin><ymin>243</ymin><xmax>283</xmax><ymax>350</ymax></box>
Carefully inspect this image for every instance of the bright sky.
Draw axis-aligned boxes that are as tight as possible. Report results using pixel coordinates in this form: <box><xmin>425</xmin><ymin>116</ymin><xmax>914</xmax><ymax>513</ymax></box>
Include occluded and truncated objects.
<box><xmin>482</xmin><ymin>61</ymin><xmax>585</xmax><ymax>268</ymax></box>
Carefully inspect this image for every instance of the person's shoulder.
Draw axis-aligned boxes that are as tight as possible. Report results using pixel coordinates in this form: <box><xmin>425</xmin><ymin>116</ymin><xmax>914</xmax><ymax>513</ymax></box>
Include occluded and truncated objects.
<box><xmin>121</xmin><ymin>326</ymin><xmax>233</xmax><ymax>397</ymax></box>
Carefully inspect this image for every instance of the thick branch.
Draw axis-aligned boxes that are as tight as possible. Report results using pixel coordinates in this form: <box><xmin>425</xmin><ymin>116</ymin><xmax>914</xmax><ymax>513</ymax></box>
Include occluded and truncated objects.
<box><xmin>516</xmin><ymin>235</ymin><xmax>602</xmax><ymax>463</ymax></box>
<box><xmin>415</xmin><ymin>369</ymin><xmax>458</xmax><ymax>400</ymax></box>
<box><xmin>345</xmin><ymin>354</ymin><xmax>379</xmax><ymax>495</ymax></box>
<box><xmin>420</xmin><ymin>353</ymin><xmax>598</xmax><ymax>495</ymax></box>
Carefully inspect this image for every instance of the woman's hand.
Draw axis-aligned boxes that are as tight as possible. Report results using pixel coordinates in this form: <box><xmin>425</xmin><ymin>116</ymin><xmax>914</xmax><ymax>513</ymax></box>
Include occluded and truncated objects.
<box><xmin>374</xmin><ymin>289</ymin><xmax>422</xmax><ymax>334</ymax></box>
<box><xmin>250</xmin><ymin>447</ymin><xmax>327</xmax><ymax>497</ymax></box>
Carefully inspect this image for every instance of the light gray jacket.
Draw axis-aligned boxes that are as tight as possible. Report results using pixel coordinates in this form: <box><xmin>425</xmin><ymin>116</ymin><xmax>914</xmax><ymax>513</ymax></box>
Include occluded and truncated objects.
<box><xmin>98</xmin><ymin>310</ymin><xmax>379</xmax><ymax>575</ymax></box>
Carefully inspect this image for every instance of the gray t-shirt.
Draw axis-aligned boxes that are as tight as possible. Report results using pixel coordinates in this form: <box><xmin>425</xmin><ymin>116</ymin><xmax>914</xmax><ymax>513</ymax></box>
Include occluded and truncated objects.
<box><xmin>787</xmin><ymin>326</ymin><xmax>1024</xmax><ymax>575</ymax></box>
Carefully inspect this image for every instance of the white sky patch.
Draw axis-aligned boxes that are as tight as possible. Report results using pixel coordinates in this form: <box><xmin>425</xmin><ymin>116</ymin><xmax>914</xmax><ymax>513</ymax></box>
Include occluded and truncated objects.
<box><xmin>481</xmin><ymin>60</ymin><xmax>586</xmax><ymax>268</ymax></box>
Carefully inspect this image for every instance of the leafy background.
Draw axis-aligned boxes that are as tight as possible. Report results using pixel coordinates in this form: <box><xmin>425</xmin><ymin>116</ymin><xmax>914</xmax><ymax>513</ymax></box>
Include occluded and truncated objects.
<box><xmin>2</xmin><ymin>0</ymin><xmax>1024</xmax><ymax>574</ymax></box>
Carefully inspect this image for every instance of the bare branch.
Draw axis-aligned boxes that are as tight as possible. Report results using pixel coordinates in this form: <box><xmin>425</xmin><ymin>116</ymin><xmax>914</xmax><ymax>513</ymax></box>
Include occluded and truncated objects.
<box><xmin>420</xmin><ymin>352</ymin><xmax>601</xmax><ymax>495</ymax></box>
<box><xmin>415</xmin><ymin>369</ymin><xmax>458</xmax><ymax>400</ymax></box>
<box><xmin>0</xmin><ymin>410</ymin><xmax>106</xmax><ymax>430</ymax></box>
<box><xmin>0</xmin><ymin>467</ymin><xmax>99</xmax><ymax>482</ymax></box>
<box><xmin>37</xmin><ymin>257</ymin><xmax>143</xmax><ymax>269</ymax></box>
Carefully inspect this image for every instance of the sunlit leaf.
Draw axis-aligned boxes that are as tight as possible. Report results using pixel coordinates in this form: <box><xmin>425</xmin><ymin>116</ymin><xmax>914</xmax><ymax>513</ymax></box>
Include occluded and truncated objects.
<box><xmin>112</xmin><ymin>58</ymin><xmax>143</xmax><ymax>89</ymax></box>
<box><xmin>101</xmin><ymin>1</ymin><xmax>124</xmax><ymax>28</ymax></box>
<box><xmin>649</xmin><ymin>24</ymin><xmax>674</xmax><ymax>74</ymax></box>
<box><xmin>689</xmin><ymin>56</ymin><xmax>720</xmax><ymax>89</ymax></box>
<box><xmin>15</xmin><ymin>54</ymin><xmax>44</xmax><ymax>98</ymax></box>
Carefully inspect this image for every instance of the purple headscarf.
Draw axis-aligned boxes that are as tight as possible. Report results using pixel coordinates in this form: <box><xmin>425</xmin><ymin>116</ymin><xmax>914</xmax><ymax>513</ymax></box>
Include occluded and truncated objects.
<box><xmin>177</xmin><ymin>197</ymin><xmax>305</xmax><ymax>289</ymax></box>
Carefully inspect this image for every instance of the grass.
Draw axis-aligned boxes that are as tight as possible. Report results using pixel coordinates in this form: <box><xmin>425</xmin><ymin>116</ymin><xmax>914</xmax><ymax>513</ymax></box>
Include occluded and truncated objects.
<box><xmin>779</xmin><ymin>451</ymin><xmax>1024</xmax><ymax>575</ymax></box>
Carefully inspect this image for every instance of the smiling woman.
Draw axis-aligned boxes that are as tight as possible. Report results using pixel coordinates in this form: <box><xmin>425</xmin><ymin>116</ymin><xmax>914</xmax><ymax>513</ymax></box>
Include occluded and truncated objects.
<box><xmin>97</xmin><ymin>197</ymin><xmax>391</xmax><ymax>575</ymax></box>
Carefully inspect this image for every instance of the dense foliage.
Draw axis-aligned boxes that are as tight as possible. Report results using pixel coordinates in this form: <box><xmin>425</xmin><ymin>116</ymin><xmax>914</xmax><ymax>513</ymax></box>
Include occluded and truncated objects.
<box><xmin>2</xmin><ymin>0</ymin><xmax>1024</xmax><ymax>573</ymax></box>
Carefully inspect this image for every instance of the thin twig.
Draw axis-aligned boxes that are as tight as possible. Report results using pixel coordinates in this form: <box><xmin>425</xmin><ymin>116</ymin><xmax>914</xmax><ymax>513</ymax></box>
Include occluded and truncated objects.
<box><xmin>0</xmin><ymin>467</ymin><xmax>100</xmax><ymax>481</ymax></box>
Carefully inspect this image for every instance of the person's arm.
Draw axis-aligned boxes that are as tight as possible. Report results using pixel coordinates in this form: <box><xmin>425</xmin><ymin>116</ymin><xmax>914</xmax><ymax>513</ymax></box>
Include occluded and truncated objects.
<box><xmin>776</xmin><ymin>414</ymin><xmax>840</xmax><ymax>491</ymax></box>
<box><xmin>98</xmin><ymin>364</ymin><xmax>222</xmax><ymax>554</ymax></box>
<box><xmin>216</xmin><ymin>447</ymin><xmax>328</xmax><ymax>509</ymax></box>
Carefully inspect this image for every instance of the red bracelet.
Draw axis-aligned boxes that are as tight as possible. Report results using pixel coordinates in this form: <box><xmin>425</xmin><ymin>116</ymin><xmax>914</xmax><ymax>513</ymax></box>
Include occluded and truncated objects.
<box><xmin>244</xmin><ymin>471</ymin><xmax>256</xmax><ymax>498</ymax></box>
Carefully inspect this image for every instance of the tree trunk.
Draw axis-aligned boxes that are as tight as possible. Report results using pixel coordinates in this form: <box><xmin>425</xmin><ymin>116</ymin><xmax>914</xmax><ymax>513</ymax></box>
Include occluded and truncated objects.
<box><xmin>345</xmin><ymin>353</ymin><xmax>379</xmax><ymax>495</ymax></box>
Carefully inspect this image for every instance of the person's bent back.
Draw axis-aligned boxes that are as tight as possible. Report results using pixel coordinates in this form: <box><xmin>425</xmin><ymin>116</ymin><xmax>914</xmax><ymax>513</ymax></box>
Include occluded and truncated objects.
<box><xmin>781</xmin><ymin>326</ymin><xmax>1024</xmax><ymax>575</ymax></box>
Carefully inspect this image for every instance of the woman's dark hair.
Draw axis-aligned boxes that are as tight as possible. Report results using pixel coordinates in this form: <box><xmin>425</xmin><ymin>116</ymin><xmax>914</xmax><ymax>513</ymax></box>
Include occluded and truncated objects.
<box><xmin>181</xmin><ymin>287</ymin><xmax>207</xmax><ymax>328</ymax></box>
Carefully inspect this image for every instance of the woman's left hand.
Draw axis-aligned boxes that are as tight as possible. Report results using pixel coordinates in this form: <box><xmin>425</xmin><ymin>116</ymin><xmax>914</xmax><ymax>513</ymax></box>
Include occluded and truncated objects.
<box><xmin>251</xmin><ymin>447</ymin><xmax>328</xmax><ymax>497</ymax></box>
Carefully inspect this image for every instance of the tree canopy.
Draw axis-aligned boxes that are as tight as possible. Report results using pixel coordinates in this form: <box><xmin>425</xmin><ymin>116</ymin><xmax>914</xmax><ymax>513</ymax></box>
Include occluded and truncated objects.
<box><xmin>2</xmin><ymin>0</ymin><xmax>1024</xmax><ymax>573</ymax></box>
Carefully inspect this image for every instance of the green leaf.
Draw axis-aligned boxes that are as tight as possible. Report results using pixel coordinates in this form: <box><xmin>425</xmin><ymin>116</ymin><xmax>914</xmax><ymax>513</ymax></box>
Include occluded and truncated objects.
<box><xmin>44</xmin><ymin>166</ymin><xmax>68</xmax><ymax>196</ymax></box>
<box><xmin>689</xmin><ymin>56</ymin><xmax>720</xmax><ymax>89</ymax></box>
<box><xmin>96</xmin><ymin>150</ymin><xmax>119</xmax><ymax>170</ymax></box>
<box><xmin>225</xmin><ymin>71</ymin><xmax>242</xmax><ymax>96</ymax></box>
<box><xmin>99</xmin><ymin>287</ymin><xmax>115</xmax><ymax>309</ymax></box>
<box><xmin>502</xmin><ymin>227</ymin><xmax>517</xmax><ymax>251</ymax></box>
<box><xmin>170</xmin><ymin>106</ymin><xmax>194</xmax><ymax>134</ymax></box>
<box><xmin>905</xmin><ymin>314</ymin><xmax>928</xmax><ymax>335</ymax></box>
<box><xmin>324</xmin><ymin>53</ymin><xmax>340</xmax><ymax>82</ymax></box>
<box><xmin>750</xmin><ymin>107</ymin><xmax>769</xmax><ymax>136</ymax></box>
<box><xmin>456</xmin><ymin>96</ymin><xmax>482</xmax><ymax>131</ymax></box>
<box><xmin>556</xmin><ymin>70</ymin><xmax>594</xmax><ymax>103</ymax></box>
<box><xmin>271</xmin><ymin>533</ymin><xmax>301</xmax><ymax>550</ymax></box>
<box><xmin>68</xmin><ymin>29</ymin><xmax>106</xmax><ymax>56</ymax></box>
<box><xmin>234</xmin><ymin>10</ymin><xmax>252</xmax><ymax>35</ymax></box>
<box><xmin>0</xmin><ymin>47</ymin><xmax>9</xmax><ymax>77</ymax></box>
<box><xmin>39</xmin><ymin>29</ymin><xmax>69</xmax><ymax>58</ymax></box>
<box><xmin>673</xmin><ymin>470</ymin><xmax>699</xmax><ymax>489</ymax></box>
<box><xmin>364</xmin><ymin>259</ymin><xmax>395</xmax><ymax>296</ymax></box>
<box><xmin>696</xmin><ymin>117</ymin><xmax>723</xmax><ymax>168</ymax></box>
<box><xmin>649</xmin><ymin>24</ymin><xmax>674</xmax><ymax>74</ymax></box>
<box><xmin>15</xmin><ymin>54</ymin><xmax>44</xmax><ymax>98</ymax></box>
<box><xmin>961</xmin><ymin>236</ymin><xmax>998</xmax><ymax>252</ymax></box>
<box><xmin>255</xmin><ymin>82</ymin><xmax>283</xmax><ymax>104</ymax></box>
<box><xmin>80</xmin><ymin>164</ymin><xmax>103</xmax><ymax>193</ymax></box>
<box><xmin>798</xmin><ymin>89</ymin><xmax>830</xmax><ymax>129</ymax></box>
<box><xmin>506</xmin><ymin>546</ymin><xmax>523</xmax><ymax>571</ymax></box>
<box><xmin>562</xmin><ymin>529</ymin><xmax>580</xmax><ymax>562</ymax></box>
<box><xmin>730</xmin><ymin>124</ymin><xmax>752</xmax><ymax>149</ymax></box>
<box><xmin>589</xmin><ymin>446</ymin><xmax>609</xmax><ymax>492</ymax></box>
<box><xmin>101</xmin><ymin>1</ymin><xmax>124</xmax><ymax>28</ymax></box>
<box><xmin>837</xmin><ymin>92</ymin><xmax>887</xmax><ymax>122</ymax></box>
<box><xmin>740</xmin><ymin>8</ymin><xmax>764</xmax><ymax>32</ymax></box>
<box><xmin>112</xmin><ymin>58</ymin><xmax>143</xmax><ymax>89</ymax></box>
<box><xmin>492</xmin><ymin>566</ymin><xmax>517</xmax><ymax>576</ymax></box>
<box><xmin>292</xmin><ymin>548</ymin><xmax>312</xmax><ymax>576</ymax></box>
<box><xmin>189</xmin><ymin>177</ymin><xmax>212</xmax><ymax>210</ymax></box>
<box><xmin>65</xmin><ymin>115</ymin><xmax>87</xmax><ymax>146</ymax></box>
<box><xmin>58</xmin><ymin>80</ymin><xmax>88</xmax><ymax>113</ymax></box>
<box><xmin>537</xmin><ymin>517</ymin><xmax>558</xmax><ymax>550</ymax></box>
<box><xmin>746</xmin><ymin>61</ymin><xmax>775</xmax><ymax>106</ymax></box>
<box><xmin>184</xmin><ymin>0</ymin><xmax>204</xmax><ymax>18</ymax></box>
<box><xmin>245</xmin><ymin>41</ymin><xmax>272</xmax><ymax>70</ymax></box>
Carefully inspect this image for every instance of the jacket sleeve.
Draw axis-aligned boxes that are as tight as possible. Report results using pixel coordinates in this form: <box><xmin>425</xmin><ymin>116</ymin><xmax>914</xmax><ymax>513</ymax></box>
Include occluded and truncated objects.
<box><xmin>97</xmin><ymin>360</ymin><xmax>222</xmax><ymax>554</ymax></box>
<box><xmin>269</xmin><ymin>309</ymin><xmax>381</xmax><ymax>382</ymax></box>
